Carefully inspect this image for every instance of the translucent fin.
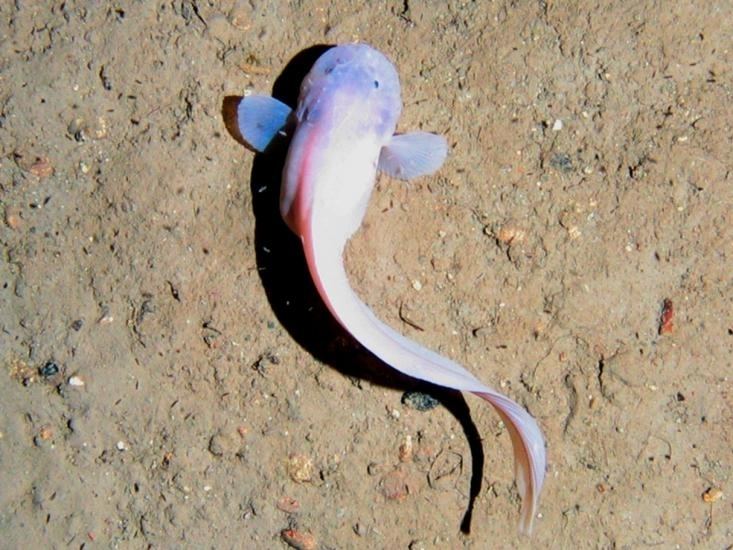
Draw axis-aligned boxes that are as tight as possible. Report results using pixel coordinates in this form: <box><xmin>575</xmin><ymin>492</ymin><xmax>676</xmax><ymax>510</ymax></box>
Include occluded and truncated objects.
<box><xmin>378</xmin><ymin>132</ymin><xmax>448</xmax><ymax>180</ymax></box>
<box><xmin>236</xmin><ymin>95</ymin><xmax>292</xmax><ymax>152</ymax></box>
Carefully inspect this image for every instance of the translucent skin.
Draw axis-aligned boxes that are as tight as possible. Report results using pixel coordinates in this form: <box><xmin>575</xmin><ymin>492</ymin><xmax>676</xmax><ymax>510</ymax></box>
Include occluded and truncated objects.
<box><xmin>281</xmin><ymin>44</ymin><xmax>401</xmax><ymax>235</ymax></box>
<box><xmin>280</xmin><ymin>43</ymin><xmax>546</xmax><ymax>534</ymax></box>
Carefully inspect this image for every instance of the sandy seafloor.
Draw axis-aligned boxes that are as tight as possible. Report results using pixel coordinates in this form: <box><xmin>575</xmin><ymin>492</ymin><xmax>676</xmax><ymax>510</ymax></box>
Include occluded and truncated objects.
<box><xmin>1</xmin><ymin>2</ymin><xmax>731</xmax><ymax>548</ymax></box>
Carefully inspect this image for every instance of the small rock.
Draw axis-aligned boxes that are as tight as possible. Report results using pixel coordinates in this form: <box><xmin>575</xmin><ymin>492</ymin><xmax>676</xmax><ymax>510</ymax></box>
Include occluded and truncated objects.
<box><xmin>658</xmin><ymin>298</ymin><xmax>674</xmax><ymax>335</ymax></box>
<box><xmin>68</xmin><ymin>375</ymin><xmax>85</xmax><ymax>387</ymax></box>
<box><xmin>402</xmin><ymin>391</ymin><xmax>439</xmax><ymax>412</ymax></box>
<box><xmin>39</xmin><ymin>425</ymin><xmax>53</xmax><ymax>441</ymax></box>
<box><xmin>496</xmin><ymin>224</ymin><xmax>526</xmax><ymax>246</ymax></box>
<box><xmin>9</xmin><ymin>358</ymin><xmax>35</xmax><ymax>385</ymax></box>
<box><xmin>71</xmin><ymin>319</ymin><xmax>84</xmax><ymax>331</ymax></box>
<box><xmin>4</xmin><ymin>210</ymin><xmax>22</xmax><ymax>229</ymax></box>
<box><xmin>38</xmin><ymin>361</ymin><xmax>60</xmax><ymax>378</ymax></box>
<box><xmin>398</xmin><ymin>435</ymin><xmax>413</xmax><ymax>463</ymax></box>
<box><xmin>281</xmin><ymin>529</ymin><xmax>316</xmax><ymax>550</ymax></box>
<box><xmin>550</xmin><ymin>152</ymin><xmax>573</xmax><ymax>172</ymax></box>
<box><xmin>92</xmin><ymin>116</ymin><xmax>108</xmax><ymax>139</ymax></box>
<box><xmin>367</xmin><ymin>462</ymin><xmax>386</xmax><ymax>476</ymax></box>
<box><xmin>229</xmin><ymin>1</ymin><xmax>251</xmax><ymax>29</ymax></box>
<box><xmin>29</xmin><ymin>157</ymin><xmax>54</xmax><ymax>178</ymax></box>
<box><xmin>276</xmin><ymin>496</ymin><xmax>300</xmax><ymax>514</ymax></box>
<box><xmin>552</xmin><ymin>119</ymin><xmax>563</xmax><ymax>131</ymax></box>
<box><xmin>116</xmin><ymin>440</ymin><xmax>127</xmax><ymax>451</ymax></box>
<box><xmin>703</xmin><ymin>487</ymin><xmax>723</xmax><ymax>503</ymax></box>
<box><xmin>379</xmin><ymin>468</ymin><xmax>409</xmax><ymax>501</ymax></box>
<box><xmin>68</xmin><ymin>118</ymin><xmax>88</xmax><ymax>142</ymax></box>
<box><xmin>288</xmin><ymin>454</ymin><xmax>314</xmax><ymax>483</ymax></box>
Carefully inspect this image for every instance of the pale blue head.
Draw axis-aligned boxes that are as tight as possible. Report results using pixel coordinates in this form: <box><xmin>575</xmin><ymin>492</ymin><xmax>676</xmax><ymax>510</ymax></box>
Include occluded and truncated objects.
<box><xmin>296</xmin><ymin>44</ymin><xmax>403</xmax><ymax>141</ymax></box>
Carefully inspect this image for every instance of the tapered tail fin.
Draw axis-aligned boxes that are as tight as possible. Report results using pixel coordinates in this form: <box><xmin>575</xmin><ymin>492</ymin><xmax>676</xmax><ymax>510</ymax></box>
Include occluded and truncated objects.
<box><xmin>304</xmin><ymin>222</ymin><xmax>546</xmax><ymax>534</ymax></box>
<box><xmin>474</xmin><ymin>392</ymin><xmax>544</xmax><ymax>534</ymax></box>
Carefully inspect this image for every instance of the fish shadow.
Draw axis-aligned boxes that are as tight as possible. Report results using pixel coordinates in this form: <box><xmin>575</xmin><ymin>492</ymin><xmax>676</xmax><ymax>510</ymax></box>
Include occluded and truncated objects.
<box><xmin>222</xmin><ymin>45</ymin><xmax>483</xmax><ymax>534</ymax></box>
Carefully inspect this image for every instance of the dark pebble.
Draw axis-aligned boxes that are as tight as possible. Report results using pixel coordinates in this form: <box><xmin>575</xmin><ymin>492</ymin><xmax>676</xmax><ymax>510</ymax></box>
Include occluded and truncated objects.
<box><xmin>401</xmin><ymin>391</ymin><xmax>439</xmax><ymax>412</ymax></box>
<box><xmin>39</xmin><ymin>361</ymin><xmax>60</xmax><ymax>378</ymax></box>
<box><xmin>550</xmin><ymin>152</ymin><xmax>573</xmax><ymax>172</ymax></box>
<box><xmin>71</xmin><ymin>319</ymin><xmax>84</xmax><ymax>331</ymax></box>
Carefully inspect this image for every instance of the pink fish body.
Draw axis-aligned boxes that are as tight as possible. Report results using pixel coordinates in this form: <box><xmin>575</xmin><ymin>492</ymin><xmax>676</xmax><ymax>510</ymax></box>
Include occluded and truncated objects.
<box><xmin>237</xmin><ymin>43</ymin><xmax>546</xmax><ymax>534</ymax></box>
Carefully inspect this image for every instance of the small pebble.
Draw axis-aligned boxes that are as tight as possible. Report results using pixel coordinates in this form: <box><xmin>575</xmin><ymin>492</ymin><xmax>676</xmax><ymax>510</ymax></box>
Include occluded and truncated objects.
<box><xmin>398</xmin><ymin>435</ymin><xmax>413</xmax><ymax>463</ymax></box>
<box><xmin>93</xmin><ymin>117</ymin><xmax>108</xmax><ymax>139</ymax></box>
<box><xmin>39</xmin><ymin>361</ymin><xmax>60</xmax><ymax>378</ymax></box>
<box><xmin>29</xmin><ymin>157</ymin><xmax>54</xmax><ymax>178</ymax></box>
<box><xmin>367</xmin><ymin>462</ymin><xmax>386</xmax><ymax>476</ymax></box>
<box><xmin>68</xmin><ymin>118</ymin><xmax>87</xmax><ymax>141</ymax></box>
<box><xmin>552</xmin><ymin>119</ymin><xmax>563</xmax><ymax>131</ymax></box>
<box><xmin>287</xmin><ymin>454</ymin><xmax>314</xmax><ymax>483</ymax></box>
<box><xmin>71</xmin><ymin>319</ymin><xmax>84</xmax><ymax>331</ymax></box>
<box><xmin>276</xmin><ymin>496</ymin><xmax>300</xmax><ymax>514</ymax></box>
<box><xmin>550</xmin><ymin>152</ymin><xmax>573</xmax><ymax>172</ymax></box>
<box><xmin>402</xmin><ymin>391</ymin><xmax>440</xmax><ymax>412</ymax></box>
<box><xmin>281</xmin><ymin>529</ymin><xmax>316</xmax><ymax>550</ymax></box>
<box><xmin>4</xmin><ymin>211</ymin><xmax>22</xmax><ymax>229</ymax></box>
<box><xmin>411</xmin><ymin>280</ymin><xmax>422</xmax><ymax>291</ymax></box>
<box><xmin>379</xmin><ymin>468</ymin><xmax>409</xmax><ymax>501</ymax></box>
<box><xmin>430</xmin><ymin>256</ymin><xmax>450</xmax><ymax>271</ymax></box>
<box><xmin>68</xmin><ymin>375</ymin><xmax>85</xmax><ymax>387</ymax></box>
<box><xmin>658</xmin><ymin>298</ymin><xmax>674</xmax><ymax>335</ymax></box>
<box><xmin>229</xmin><ymin>1</ymin><xmax>251</xmax><ymax>29</ymax></box>
<box><xmin>496</xmin><ymin>224</ymin><xmax>526</xmax><ymax>246</ymax></box>
<box><xmin>116</xmin><ymin>440</ymin><xmax>127</xmax><ymax>451</ymax></box>
<box><xmin>703</xmin><ymin>487</ymin><xmax>723</xmax><ymax>503</ymax></box>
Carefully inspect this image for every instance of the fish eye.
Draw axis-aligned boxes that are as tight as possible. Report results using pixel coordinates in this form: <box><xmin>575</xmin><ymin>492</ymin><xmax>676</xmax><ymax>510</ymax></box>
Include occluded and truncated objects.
<box><xmin>373</xmin><ymin>80</ymin><xmax>379</xmax><ymax>89</ymax></box>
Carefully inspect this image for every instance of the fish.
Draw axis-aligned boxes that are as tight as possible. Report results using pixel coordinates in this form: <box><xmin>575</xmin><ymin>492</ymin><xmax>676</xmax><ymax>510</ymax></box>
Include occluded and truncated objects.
<box><xmin>236</xmin><ymin>43</ymin><xmax>546</xmax><ymax>534</ymax></box>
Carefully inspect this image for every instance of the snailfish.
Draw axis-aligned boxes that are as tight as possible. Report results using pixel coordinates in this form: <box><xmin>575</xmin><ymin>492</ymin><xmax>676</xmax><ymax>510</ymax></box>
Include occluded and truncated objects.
<box><xmin>236</xmin><ymin>43</ymin><xmax>546</xmax><ymax>534</ymax></box>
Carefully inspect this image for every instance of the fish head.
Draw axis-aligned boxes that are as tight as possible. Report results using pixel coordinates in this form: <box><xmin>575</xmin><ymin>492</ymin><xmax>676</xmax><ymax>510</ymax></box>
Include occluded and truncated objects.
<box><xmin>296</xmin><ymin>44</ymin><xmax>402</xmax><ymax>142</ymax></box>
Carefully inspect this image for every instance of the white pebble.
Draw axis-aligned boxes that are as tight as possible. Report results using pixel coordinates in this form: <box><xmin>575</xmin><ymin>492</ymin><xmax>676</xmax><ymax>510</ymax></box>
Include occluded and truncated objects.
<box><xmin>116</xmin><ymin>440</ymin><xmax>127</xmax><ymax>451</ymax></box>
<box><xmin>68</xmin><ymin>375</ymin><xmax>85</xmax><ymax>387</ymax></box>
<box><xmin>552</xmin><ymin>119</ymin><xmax>563</xmax><ymax>131</ymax></box>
